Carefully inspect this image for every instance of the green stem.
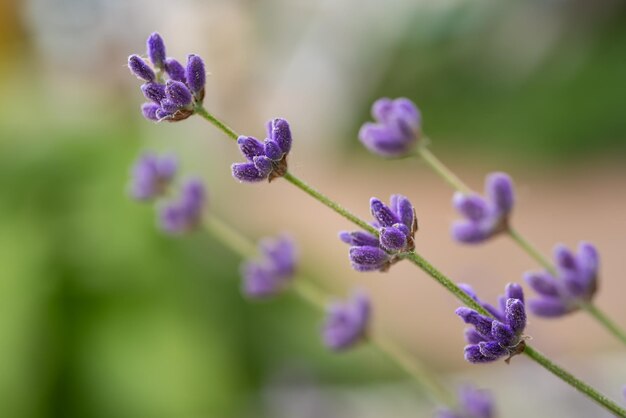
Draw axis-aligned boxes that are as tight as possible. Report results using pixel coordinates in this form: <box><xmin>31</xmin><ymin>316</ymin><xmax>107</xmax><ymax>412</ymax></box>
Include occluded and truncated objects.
<box><xmin>580</xmin><ymin>303</ymin><xmax>626</xmax><ymax>346</ymax></box>
<box><xmin>524</xmin><ymin>345</ymin><xmax>626</xmax><ymax>417</ymax></box>
<box><xmin>202</xmin><ymin>215</ymin><xmax>454</xmax><ymax>406</ymax></box>
<box><xmin>283</xmin><ymin>172</ymin><xmax>378</xmax><ymax>235</ymax></box>
<box><xmin>507</xmin><ymin>227</ymin><xmax>555</xmax><ymax>275</ymax></box>
<box><xmin>415</xmin><ymin>146</ymin><xmax>472</xmax><ymax>194</ymax></box>
<box><xmin>194</xmin><ymin>108</ymin><xmax>625</xmax><ymax>416</ymax></box>
<box><xmin>195</xmin><ymin>105</ymin><xmax>238</xmax><ymax>141</ymax></box>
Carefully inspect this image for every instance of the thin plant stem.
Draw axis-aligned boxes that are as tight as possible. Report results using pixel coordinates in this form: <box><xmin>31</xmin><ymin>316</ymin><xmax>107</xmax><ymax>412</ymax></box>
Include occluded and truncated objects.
<box><xmin>202</xmin><ymin>214</ymin><xmax>455</xmax><ymax>406</ymax></box>
<box><xmin>415</xmin><ymin>146</ymin><xmax>472</xmax><ymax>194</ymax></box>
<box><xmin>507</xmin><ymin>227</ymin><xmax>555</xmax><ymax>275</ymax></box>
<box><xmin>580</xmin><ymin>303</ymin><xmax>626</xmax><ymax>346</ymax></box>
<box><xmin>194</xmin><ymin>107</ymin><xmax>626</xmax><ymax>417</ymax></box>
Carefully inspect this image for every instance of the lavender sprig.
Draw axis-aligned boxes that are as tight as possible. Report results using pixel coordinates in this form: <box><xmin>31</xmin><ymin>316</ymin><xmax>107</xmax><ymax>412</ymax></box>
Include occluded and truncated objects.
<box><xmin>193</xmin><ymin>108</ymin><xmax>626</xmax><ymax>416</ymax></box>
<box><xmin>456</xmin><ymin>284</ymin><xmax>527</xmax><ymax>364</ymax></box>
<box><xmin>241</xmin><ymin>235</ymin><xmax>297</xmax><ymax>298</ymax></box>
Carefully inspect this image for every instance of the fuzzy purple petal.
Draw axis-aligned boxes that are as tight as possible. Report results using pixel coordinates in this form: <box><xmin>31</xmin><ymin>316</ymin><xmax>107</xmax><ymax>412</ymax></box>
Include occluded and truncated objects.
<box><xmin>237</xmin><ymin>136</ymin><xmax>265</xmax><ymax>161</ymax></box>
<box><xmin>379</xmin><ymin>226</ymin><xmax>408</xmax><ymax>252</ymax></box>
<box><xmin>232</xmin><ymin>162</ymin><xmax>266</xmax><ymax>183</ymax></box>
<box><xmin>147</xmin><ymin>32</ymin><xmax>166</xmax><ymax>68</ymax></box>
<box><xmin>505</xmin><ymin>299</ymin><xmax>526</xmax><ymax>334</ymax></box>
<box><xmin>164</xmin><ymin>58</ymin><xmax>186</xmax><ymax>82</ymax></box>
<box><xmin>528</xmin><ymin>297</ymin><xmax>569</xmax><ymax>317</ymax></box>
<box><xmin>349</xmin><ymin>246</ymin><xmax>389</xmax><ymax>272</ymax></box>
<box><xmin>486</xmin><ymin>172</ymin><xmax>514</xmax><ymax>215</ymax></box>
<box><xmin>524</xmin><ymin>271</ymin><xmax>559</xmax><ymax>297</ymax></box>
<box><xmin>370</xmin><ymin>198</ymin><xmax>399</xmax><ymax>227</ymax></box>
<box><xmin>185</xmin><ymin>54</ymin><xmax>206</xmax><ymax>95</ymax></box>
<box><xmin>453</xmin><ymin>192</ymin><xmax>490</xmax><ymax>222</ymax></box>
<box><xmin>128</xmin><ymin>55</ymin><xmax>155</xmax><ymax>82</ymax></box>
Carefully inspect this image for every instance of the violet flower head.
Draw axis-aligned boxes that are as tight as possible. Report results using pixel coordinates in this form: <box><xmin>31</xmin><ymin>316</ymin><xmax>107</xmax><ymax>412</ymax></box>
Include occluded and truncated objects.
<box><xmin>455</xmin><ymin>283</ymin><xmax>527</xmax><ymax>364</ymax></box>
<box><xmin>436</xmin><ymin>385</ymin><xmax>496</xmax><ymax>418</ymax></box>
<box><xmin>147</xmin><ymin>32</ymin><xmax>166</xmax><ymax>69</ymax></box>
<box><xmin>232</xmin><ymin>118</ymin><xmax>292</xmax><ymax>183</ymax></box>
<box><xmin>159</xmin><ymin>178</ymin><xmax>206</xmax><ymax>234</ymax></box>
<box><xmin>451</xmin><ymin>172</ymin><xmax>514</xmax><ymax>244</ymax></box>
<box><xmin>129</xmin><ymin>152</ymin><xmax>178</xmax><ymax>201</ymax></box>
<box><xmin>241</xmin><ymin>235</ymin><xmax>297</xmax><ymax>299</ymax></box>
<box><xmin>129</xmin><ymin>32</ymin><xmax>207</xmax><ymax>122</ymax></box>
<box><xmin>339</xmin><ymin>194</ymin><xmax>418</xmax><ymax>272</ymax></box>
<box><xmin>322</xmin><ymin>290</ymin><xmax>371</xmax><ymax>351</ymax></box>
<box><xmin>525</xmin><ymin>242</ymin><xmax>599</xmax><ymax>318</ymax></box>
<box><xmin>358</xmin><ymin>97</ymin><xmax>421</xmax><ymax>158</ymax></box>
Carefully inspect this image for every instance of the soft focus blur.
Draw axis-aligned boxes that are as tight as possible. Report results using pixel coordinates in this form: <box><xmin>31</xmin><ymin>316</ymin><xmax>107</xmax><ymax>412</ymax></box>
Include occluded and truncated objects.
<box><xmin>1</xmin><ymin>0</ymin><xmax>626</xmax><ymax>417</ymax></box>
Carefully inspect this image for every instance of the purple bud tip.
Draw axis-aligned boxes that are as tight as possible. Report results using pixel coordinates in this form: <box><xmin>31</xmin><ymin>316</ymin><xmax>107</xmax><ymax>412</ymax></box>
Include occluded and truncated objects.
<box><xmin>141</xmin><ymin>82</ymin><xmax>166</xmax><ymax>104</ymax></box>
<box><xmin>486</xmin><ymin>172</ymin><xmax>514</xmax><ymax>215</ymax></box>
<box><xmin>242</xmin><ymin>235</ymin><xmax>297</xmax><ymax>299</ymax></box>
<box><xmin>158</xmin><ymin>178</ymin><xmax>206</xmax><ymax>234</ymax></box>
<box><xmin>141</xmin><ymin>103</ymin><xmax>160</xmax><ymax>122</ymax></box>
<box><xmin>128</xmin><ymin>55</ymin><xmax>155</xmax><ymax>82</ymax></box>
<box><xmin>186</xmin><ymin>54</ymin><xmax>206</xmax><ymax>95</ymax></box>
<box><xmin>323</xmin><ymin>291</ymin><xmax>371</xmax><ymax>351</ymax></box>
<box><xmin>129</xmin><ymin>152</ymin><xmax>178</xmax><ymax>200</ymax></box>
<box><xmin>269</xmin><ymin>118</ymin><xmax>292</xmax><ymax>154</ymax></box>
<box><xmin>147</xmin><ymin>32</ymin><xmax>166</xmax><ymax>68</ymax></box>
<box><xmin>165</xmin><ymin>80</ymin><xmax>193</xmax><ymax>108</ymax></box>
<box><xmin>164</xmin><ymin>58</ymin><xmax>186</xmax><ymax>82</ymax></box>
<box><xmin>358</xmin><ymin>97</ymin><xmax>421</xmax><ymax>158</ymax></box>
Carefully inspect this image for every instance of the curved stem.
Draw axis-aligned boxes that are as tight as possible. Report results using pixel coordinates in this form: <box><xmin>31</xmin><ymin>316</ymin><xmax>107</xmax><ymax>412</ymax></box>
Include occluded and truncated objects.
<box><xmin>507</xmin><ymin>227</ymin><xmax>555</xmax><ymax>275</ymax></box>
<box><xmin>580</xmin><ymin>303</ymin><xmax>626</xmax><ymax>346</ymax></box>
<box><xmin>195</xmin><ymin>105</ymin><xmax>238</xmax><ymax>141</ymax></box>
<box><xmin>194</xmin><ymin>108</ymin><xmax>625</xmax><ymax>416</ymax></box>
<box><xmin>202</xmin><ymin>214</ymin><xmax>455</xmax><ymax>406</ymax></box>
<box><xmin>415</xmin><ymin>146</ymin><xmax>472</xmax><ymax>194</ymax></box>
<box><xmin>524</xmin><ymin>345</ymin><xmax>626</xmax><ymax>417</ymax></box>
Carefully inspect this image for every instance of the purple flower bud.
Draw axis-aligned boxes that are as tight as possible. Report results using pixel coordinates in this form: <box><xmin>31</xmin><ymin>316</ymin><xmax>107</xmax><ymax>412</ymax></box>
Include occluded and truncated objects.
<box><xmin>359</xmin><ymin>97</ymin><xmax>421</xmax><ymax>158</ymax></box>
<box><xmin>456</xmin><ymin>308</ymin><xmax>493</xmax><ymax>338</ymax></box>
<box><xmin>451</xmin><ymin>220</ymin><xmax>491</xmax><ymax>244</ymax></box>
<box><xmin>128</xmin><ymin>55</ymin><xmax>155</xmax><ymax>82</ymax></box>
<box><xmin>159</xmin><ymin>178</ymin><xmax>206</xmax><ymax>234</ymax></box>
<box><xmin>391</xmin><ymin>194</ymin><xmax>416</xmax><ymax>231</ymax></box>
<box><xmin>451</xmin><ymin>172</ymin><xmax>515</xmax><ymax>245</ymax></box>
<box><xmin>141</xmin><ymin>103</ymin><xmax>160</xmax><ymax>121</ymax></box>
<box><xmin>268</xmin><ymin>118</ymin><xmax>292</xmax><ymax>154</ymax></box>
<box><xmin>524</xmin><ymin>272</ymin><xmax>559</xmax><ymax>297</ymax></box>
<box><xmin>155</xmin><ymin>108</ymin><xmax>173</xmax><ymax>120</ymax></box>
<box><xmin>486</xmin><ymin>172</ymin><xmax>514</xmax><ymax>214</ymax></box>
<box><xmin>478</xmin><ymin>341</ymin><xmax>507</xmax><ymax>359</ymax></box>
<box><xmin>505</xmin><ymin>283</ymin><xmax>524</xmax><ymax>303</ymax></box>
<box><xmin>526</xmin><ymin>242</ymin><xmax>599</xmax><ymax>318</ymax></box>
<box><xmin>242</xmin><ymin>235</ymin><xmax>297</xmax><ymax>299</ymax></box>
<box><xmin>232</xmin><ymin>162</ymin><xmax>267</xmax><ymax>183</ymax></box>
<box><xmin>165</xmin><ymin>80</ymin><xmax>192</xmax><ymax>108</ymax></box>
<box><xmin>323</xmin><ymin>291</ymin><xmax>370</xmax><ymax>351</ymax></box>
<box><xmin>253</xmin><ymin>156</ymin><xmax>273</xmax><ymax>177</ymax></box>
<box><xmin>160</xmin><ymin>99</ymin><xmax>180</xmax><ymax>114</ymax></box>
<box><xmin>370</xmin><ymin>198</ymin><xmax>399</xmax><ymax>227</ymax></box>
<box><xmin>237</xmin><ymin>136</ymin><xmax>265</xmax><ymax>161</ymax></box>
<box><xmin>264</xmin><ymin>139</ymin><xmax>283</xmax><ymax>161</ymax></box>
<box><xmin>147</xmin><ymin>32</ymin><xmax>166</xmax><ymax>69</ymax></box>
<box><xmin>379</xmin><ymin>226</ymin><xmax>408</xmax><ymax>252</ymax></box>
<box><xmin>528</xmin><ymin>298</ymin><xmax>568</xmax><ymax>317</ymax></box>
<box><xmin>491</xmin><ymin>321</ymin><xmax>515</xmax><ymax>346</ymax></box>
<box><xmin>456</xmin><ymin>284</ymin><xmax>526</xmax><ymax>364</ymax></box>
<box><xmin>339</xmin><ymin>231</ymin><xmax>379</xmax><ymax>247</ymax></box>
<box><xmin>164</xmin><ymin>58</ymin><xmax>186</xmax><ymax>82</ymax></box>
<box><xmin>186</xmin><ymin>54</ymin><xmax>206</xmax><ymax>95</ymax></box>
<box><xmin>129</xmin><ymin>152</ymin><xmax>177</xmax><ymax>200</ymax></box>
<box><xmin>453</xmin><ymin>193</ymin><xmax>489</xmax><ymax>222</ymax></box>
<box><xmin>141</xmin><ymin>82</ymin><xmax>166</xmax><ymax>103</ymax></box>
<box><xmin>349</xmin><ymin>246</ymin><xmax>390</xmax><ymax>272</ymax></box>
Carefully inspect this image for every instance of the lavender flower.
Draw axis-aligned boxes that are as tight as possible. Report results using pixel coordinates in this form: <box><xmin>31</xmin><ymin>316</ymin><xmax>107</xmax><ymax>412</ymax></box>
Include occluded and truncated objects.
<box><xmin>128</xmin><ymin>55</ymin><xmax>155</xmax><ymax>82</ymax></box>
<box><xmin>159</xmin><ymin>178</ymin><xmax>206</xmax><ymax>234</ymax></box>
<box><xmin>358</xmin><ymin>97</ymin><xmax>421</xmax><ymax>158</ymax></box>
<box><xmin>128</xmin><ymin>33</ymin><xmax>207</xmax><ymax>122</ymax></box>
<box><xmin>456</xmin><ymin>283</ymin><xmax>526</xmax><ymax>363</ymax></box>
<box><xmin>147</xmin><ymin>32</ymin><xmax>166</xmax><ymax>69</ymax></box>
<box><xmin>436</xmin><ymin>385</ymin><xmax>496</xmax><ymax>418</ymax></box>
<box><xmin>241</xmin><ymin>235</ymin><xmax>297</xmax><ymax>299</ymax></box>
<box><xmin>451</xmin><ymin>173</ymin><xmax>514</xmax><ymax>244</ymax></box>
<box><xmin>339</xmin><ymin>194</ymin><xmax>417</xmax><ymax>272</ymax></box>
<box><xmin>129</xmin><ymin>153</ymin><xmax>178</xmax><ymax>200</ymax></box>
<box><xmin>525</xmin><ymin>242</ymin><xmax>599</xmax><ymax>317</ymax></box>
<box><xmin>232</xmin><ymin>118</ymin><xmax>293</xmax><ymax>183</ymax></box>
<box><xmin>322</xmin><ymin>290</ymin><xmax>370</xmax><ymax>351</ymax></box>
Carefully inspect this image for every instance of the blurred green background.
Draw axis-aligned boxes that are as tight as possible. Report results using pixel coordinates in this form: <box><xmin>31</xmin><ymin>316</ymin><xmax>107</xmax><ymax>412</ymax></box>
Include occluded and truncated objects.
<box><xmin>1</xmin><ymin>1</ymin><xmax>625</xmax><ymax>417</ymax></box>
